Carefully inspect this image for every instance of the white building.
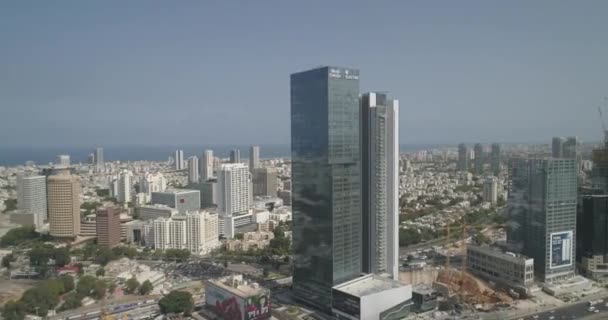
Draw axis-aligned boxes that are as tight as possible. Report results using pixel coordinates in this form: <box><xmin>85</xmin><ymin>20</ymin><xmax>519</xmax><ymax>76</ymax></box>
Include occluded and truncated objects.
<box><xmin>55</xmin><ymin>154</ymin><xmax>70</xmax><ymax>166</ymax></box>
<box><xmin>153</xmin><ymin>210</ymin><xmax>219</xmax><ymax>254</ymax></box>
<box><xmin>199</xmin><ymin>150</ymin><xmax>214</xmax><ymax>181</ymax></box>
<box><xmin>483</xmin><ymin>176</ymin><xmax>498</xmax><ymax>205</ymax></box>
<box><xmin>153</xmin><ymin>218</ymin><xmax>170</xmax><ymax>251</ymax></box>
<box><xmin>16</xmin><ymin>174</ymin><xmax>47</xmax><ymax>229</ymax></box>
<box><xmin>361</xmin><ymin>92</ymin><xmax>399</xmax><ymax>280</ymax></box>
<box><xmin>137</xmin><ymin>204</ymin><xmax>178</xmax><ymax>221</ymax></box>
<box><xmin>168</xmin><ymin>214</ymin><xmax>187</xmax><ymax>249</ymax></box>
<box><xmin>188</xmin><ymin>156</ymin><xmax>199</xmax><ymax>185</ymax></box>
<box><xmin>110</xmin><ymin>169</ymin><xmax>133</xmax><ymax>204</ymax></box>
<box><xmin>139</xmin><ymin>172</ymin><xmax>167</xmax><ymax>198</ymax></box>
<box><xmin>174</xmin><ymin>149</ymin><xmax>184</xmax><ymax>170</ymax></box>
<box><xmin>217</xmin><ymin>163</ymin><xmax>252</xmax><ymax>215</ymax></box>
<box><xmin>249</xmin><ymin>145</ymin><xmax>260</xmax><ymax>172</ymax></box>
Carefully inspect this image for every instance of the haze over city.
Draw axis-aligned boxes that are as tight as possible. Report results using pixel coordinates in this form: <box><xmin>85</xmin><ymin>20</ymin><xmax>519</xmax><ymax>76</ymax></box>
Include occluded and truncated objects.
<box><xmin>2</xmin><ymin>1</ymin><xmax>607</xmax><ymax>147</ymax></box>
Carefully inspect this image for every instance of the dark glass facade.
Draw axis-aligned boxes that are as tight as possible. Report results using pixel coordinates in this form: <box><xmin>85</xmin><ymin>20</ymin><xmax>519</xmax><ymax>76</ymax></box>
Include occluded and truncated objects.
<box><xmin>290</xmin><ymin>66</ymin><xmax>361</xmax><ymax>309</ymax></box>
<box><xmin>578</xmin><ymin>193</ymin><xmax>608</xmax><ymax>259</ymax></box>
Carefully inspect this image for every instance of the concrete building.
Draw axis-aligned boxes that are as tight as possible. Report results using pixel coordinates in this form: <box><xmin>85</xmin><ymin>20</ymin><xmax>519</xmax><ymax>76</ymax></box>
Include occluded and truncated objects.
<box><xmin>563</xmin><ymin>136</ymin><xmax>580</xmax><ymax>159</ymax></box>
<box><xmin>110</xmin><ymin>169</ymin><xmax>132</xmax><ymax>204</ymax></box>
<box><xmin>199</xmin><ymin>150</ymin><xmax>214</xmax><ymax>181</ymax></box>
<box><xmin>466</xmin><ymin>245</ymin><xmax>534</xmax><ymax>294</ymax></box>
<box><xmin>151</xmin><ymin>189</ymin><xmax>200</xmax><ymax>214</ymax></box>
<box><xmin>95</xmin><ymin>147</ymin><xmax>104</xmax><ymax>171</ymax></box>
<box><xmin>200</xmin><ymin>179</ymin><xmax>218</xmax><ymax>208</ymax></box>
<box><xmin>125</xmin><ymin>220</ymin><xmax>154</xmax><ymax>247</ymax></box>
<box><xmin>205</xmin><ymin>274</ymin><xmax>271</xmax><ymax>320</ymax></box>
<box><xmin>291</xmin><ymin>66</ymin><xmax>362</xmax><ymax>309</ymax></box>
<box><xmin>48</xmin><ymin>168</ymin><xmax>81</xmax><ymax>238</ymax></box>
<box><xmin>458</xmin><ymin>143</ymin><xmax>468</xmax><ymax>172</ymax></box>
<box><xmin>137</xmin><ymin>204</ymin><xmax>178</xmax><ymax>221</ymax></box>
<box><xmin>80</xmin><ymin>214</ymin><xmax>97</xmax><ymax>237</ymax></box>
<box><xmin>186</xmin><ymin>210</ymin><xmax>220</xmax><ymax>254</ymax></box>
<box><xmin>217</xmin><ymin>163</ymin><xmax>251</xmax><ymax>215</ymax></box>
<box><xmin>249</xmin><ymin>145</ymin><xmax>260</xmax><ymax>172</ymax></box>
<box><xmin>229</xmin><ymin>149</ymin><xmax>241</xmax><ymax>164</ymax></box>
<box><xmin>96</xmin><ymin>207</ymin><xmax>121</xmax><ymax>248</ymax></box>
<box><xmin>225</xmin><ymin>231</ymin><xmax>274</xmax><ymax>251</ymax></box>
<box><xmin>139</xmin><ymin>172</ymin><xmax>167</xmax><ymax>198</ymax></box>
<box><xmin>56</xmin><ymin>154</ymin><xmax>70</xmax><ymax>166</ymax></box>
<box><xmin>277</xmin><ymin>190</ymin><xmax>291</xmax><ymax>206</ymax></box>
<box><xmin>507</xmin><ymin>158</ymin><xmax>578</xmax><ymax>283</ymax></box>
<box><xmin>332</xmin><ymin>274</ymin><xmax>412</xmax><ymax>320</ymax></box>
<box><xmin>16</xmin><ymin>174</ymin><xmax>47</xmax><ymax>229</ymax></box>
<box><xmin>252</xmin><ymin>167</ymin><xmax>278</xmax><ymax>197</ymax></box>
<box><xmin>491</xmin><ymin>143</ymin><xmax>501</xmax><ymax>176</ymax></box>
<box><xmin>483</xmin><ymin>176</ymin><xmax>499</xmax><ymax>205</ymax></box>
<box><xmin>473</xmin><ymin>143</ymin><xmax>484</xmax><ymax>175</ymax></box>
<box><xmin>174</xmin><ymin>149</ymin><xmax>184</xmax><ymax>170</ymax></box>
<box><xmin>187</xmin><ymin>156</ymin><xmax>199</xmax><ymax>185</ymax></box>
<box><xmin>221</xmin><ymin>211</ymin><xmax>254</xmax><ymax>239</ymax></box>
<box><xmin>552</xmin><ymin>137</ymin><xmax>565</xmax><ymax>158</ymax></box>
<box><xmin>360</xmin><ymin>92</ymin><xmax>399</xmax><ymax>280</ymax></box>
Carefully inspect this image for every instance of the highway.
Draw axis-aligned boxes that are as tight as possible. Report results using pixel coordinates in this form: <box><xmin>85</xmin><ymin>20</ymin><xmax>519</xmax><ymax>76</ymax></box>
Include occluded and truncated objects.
<box><xmin>506</xmin><ymin>298</ymin><xmax>608</xmax><ymax>320</ymax></box>
<box><xmin>49</xmin><ymin>299</ymin><xmax>160</xmax><ymax>320</ymax></box>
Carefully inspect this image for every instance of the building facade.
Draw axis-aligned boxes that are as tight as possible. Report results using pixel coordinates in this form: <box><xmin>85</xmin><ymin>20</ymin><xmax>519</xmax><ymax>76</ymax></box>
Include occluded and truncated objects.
<box><xmin>250</xmin><ymin>145</ymin><xmax>260</xmax><ymax>172</ymax></box>
<box><xmin>95</xmin><ymin>147</ymin><xmax>104</xmax><ymax>171</ymax></box>
<box><xmin>16</xmin><ymin>174</ymin><xmax>47</xmax><ymax>229</ymax></box>
<box><xmin>200</xmin><ymin>150</ymin><xmax>214</xmax><ymax>181</ymax></box>
<box><xmin>151</xmin><ymin>189</ymin><xmax>200</xmax><ymax>214</ymax></box>
<box><xmin>230</xmin><ymin>149</ymin><xmax>241</xmax><ymax>164</ymax></box>
<box><xmin>96</xmin><ymin>207</ymin><xmax>121</xmax><ymax>248</ymax></box>
<box><xmin>474</xmin><ymin>143</ymin><xmax>484</xmax><ymax>175</ymax></box>
<box><xmin>217</xmin><ymin>163</ymin><xmax>251</xmax><ymax>215</ymax></box>
<box><xmin>577</xmin><ymin>193</ymin><xmax>608</xmax><ymax>283</ymax></box>
<box><xmin>483</xmin><ymin>176</ymin><xmax>498</xmax><ymax>205</ymax></box>
<box><xmin>458</xmin><ymin>144</ymin><xmax>468</xmax><ymax>172</ymax></box>
<box><xmin>291</xmin><ymin>66</ymin><xmax>362</xmax><ymax>309</ymax></box>
<box><xmin>48</xmin><ymin>168</ymin><xmax>81</xmax><ymax>238</ymax></box>
<box><xmin>466</xmin><ymin>245</ymin><xmax>534</xmax><ymax>294</ymax></box>
<box><xmin>252</xmin><ymin>167</ymin><xmax>278</xmax><ymax>197</ymax></box>
<box><xmin>56</xmin><ymin>154</ymin><xmax>70</xmax><ymax>166</ymax></box>
<box><xmin>491</xmin><ymin>143</ymin><xmax>501</xmax><ymax>176</ymax></box>
<box><xmin>360</xmin><ymin>92</ymin><xmax>399</xmax><ymax>280</ymax></box>
<box><xmin>174</xmin><ymin>149</ymin><xmax>184</xmax><ymax>170</ymax></box>
<box><xmin>188</xmin><ymin>156</ymin><xmax>199</xmax><ymax>185</ymax></box>
<box><xmin>139</xmin><ymin>172</ymin><xmax>167</xmax><ymax>198</ymax></box>
<box><xmin>153</xmin><ymin>211</ymin><xmax>219</xmax><ymax>254</ymax></box>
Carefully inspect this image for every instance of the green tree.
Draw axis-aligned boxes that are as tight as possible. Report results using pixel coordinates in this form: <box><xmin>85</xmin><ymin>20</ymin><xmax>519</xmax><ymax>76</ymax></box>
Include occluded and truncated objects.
<box><xmin>96</xmin><ymin>267</ymin><xmax>105</xmax><ymax>277</ymax></box>
<box><xmin>20</xmin><ymin>286</ymin><xmax>58</xmax><ymax>316</ymax></box>
<box><xmin>92</xmin><ymin>280</ymin><xmax>107</xmax><ymax>300</ymax></box>
<box><xmin>1</xmin><ymin>226</ymin><xmax>38</xmax><ymax>247</ymax></box>
<box><xmin>268</xmin><ymin>237</ymin><xmax>291</xmax><ymax>256</ymax></box>
<box><xmin>234</xmin><ymin>233</ymin><xmax>244</xmax><ymax>240</ymax></box>
<box><xmin>58</xmin><ymin>292</ymin><xmax>81</xmax><ymax>311</ymax></box>
<box><xmin>96</xmin><ymin>247</ymin><xmax>116</xmax><ymax>265</ymax></box>
<box><xmin>1</xmin><ymin>301</ymin><xmax>26</xmax><ymax>320</ymax></box>
<box><xmin>139</xmin><ymin>280</ymin><xmax>153</xmax><ymax>295</ymax></box>
<box><xmin>2</xmin><ymin>199</ymin><xmax>17</xmax><ymax>213</ymax></box>
<box><xmin>399</xmin><ymin>229</ymin><xmax>422</xmax><ymax>246</ymax></box>
<box><xmin>108</xmin><ymin>282</ymin><xmax>117</xmax><ymax>294</ymax></box>
<box><xmin>158</xmin><ymin>291</ymin><xmax>193</xmax><ymax>315</ymax></box>
<box><xmin>53</xmin><ymin>247</ymin><xmax>71</xmax><ymax>267</ymax></box>
<box><xmin>125</xmin><ymin>276</ymin><xmax>140</xmax><ymax>294</ymax></box>
<box><xmin>28</xmin><ymin>245</ymin><xmax>54</xmax><ymax>266</ymax></box>
<box><xmin>76</xmin><ymin>275</ymin><xmax>97</xmax><ymax>297</ymax></box>
<box><xmin>59</xmin><ymin>275</ymin><xmax>75</xmax><ymax>292</ymax></box>
<box><xmin>164</xmin><ymin>249</ymin><xmax>190</xmax><ymax>262</ymax></box>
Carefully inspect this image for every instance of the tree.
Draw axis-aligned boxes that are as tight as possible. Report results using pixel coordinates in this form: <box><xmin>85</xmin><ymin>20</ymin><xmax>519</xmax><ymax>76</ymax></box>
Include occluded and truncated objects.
<box><xmin>2</xmin><ymin>199</ymin><xmax>17</xmax><ymax>213</ymax></box>
<box><xmin>234</xmin><ymin>233</ymin><xmax>244</xmax><ymax>240</ymax></box>
<box><xmin>92</xmin><ymin>280</ymin><xmax>107</xmax><ymax>300</ymax></box>
<box><xmin>139</xmin><ymin>280</ymin><xmax>153</xmax><ymax>295</ymax></box>
<box><xmin>1</xmin><ymin>301</ymin><xmax>26</xmax><ymax>320</ymax></box>
<box><xmin>1</xmin><ymin>226</ymin><xmax>38</xmax><ymax>247</ymax></box>
<box><xmin>164</xmin><ymin>249</ymin><xmax>190</xmax><ymax>262</ymax></box>
<box><xmin>76</xmin><ymin>275</ymin><xmax>97</xmax><ymax>297</ymax></box>
<box><xmin>96</xmin><ymin>267</ymin><xmax>105</xmax><ymax>277</ymax></box>
<box><xmin>158</xmin><ymin>291</ymin><xmax>193</xmax><ymax>315</ymax></box>
<box><xmin>268</xmin><ymin>237</ymin><xmax>291</xmax><ymax>256</ymax></box>
<box><xmin>53</xmin><ymin>247</ymin><xmax>71</xmax><ymax>267</ymax></box>
<box><xmin>95</xmin><ymin>247</ymin><xmax>116</xmax><ymax>265</ymax></box>
<box><xmin>59</xmin><ymin>275</ymin><xmax>75</xmax><ymax>292</ymax></box>
<box><xmin>125</xmin><ymin>276</ymin><xmax>140</xmax><ymax>294</ymax></box>
<box><xmin>108</xmin><ymin>282</ymin><xmax>117</xmax><ymax>294</ymax></box>
<box><xmin>58</xmin><ymin>292</ymin><xmax>81</xmax><ymax>311</ymax></box>
<box><xmin>472</xmin><ymin>232</ymin><xmax>491</xmax><ymax>245</ymax></box>
<box><xmin>2</xmin><ymin>254</ymin><xmax>14</xmax><ymax>269</ymax></box>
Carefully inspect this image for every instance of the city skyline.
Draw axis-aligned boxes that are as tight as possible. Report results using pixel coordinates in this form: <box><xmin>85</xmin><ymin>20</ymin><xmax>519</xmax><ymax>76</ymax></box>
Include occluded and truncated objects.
<box><xmin>2</xmin><ymin>2</ymin><xmax>607</xmax><ymax>147</ymax></box>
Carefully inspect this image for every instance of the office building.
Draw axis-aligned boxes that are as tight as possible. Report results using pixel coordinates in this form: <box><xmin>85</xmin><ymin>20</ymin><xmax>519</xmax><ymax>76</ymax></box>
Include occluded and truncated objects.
<box><xmin>199</xmin><ymin>150</ymin><xmax>214</xmax><ymax>181</ymax></box>
<box><xmin>360</xmin><ymin>92</ymin><xmax>399</xmax><ymax>280</ymax></box>
<box><xmin>174</xmin><ymin>149</ymin><xmax>184</xmax><ymax>170</ymax></box>
<box><xmin>491</xmin><ymin>143</ymin><xmax>501</xmax><ymax>176</ymax></box>
<box><xmin>200</xmin><ymin>179</ymin><xmax>218</xmax><ymax>208</ymax></box>
<box><xmin>252</xmin><ymin>167</ymin><xmax>278</xmax><ymax>197</ymax></box>
<box><xmin>139</xmin><ymin>172</ymin><xmax>167</xmax><ymax>197</ymax></box>
<box><xmin>188</xmin><ymin>156</ymin><xmax>199</xmax><ymax>185</ymax></box>
<box><xmin>110</xmin><ymin>169</ymin><xmax>132</xmax><ymax>204</ymax></box>
<box><xmin>332</xmin><ymin>274</ymin><xmax>412</xmax><ymax>320</ymax></box>
<box><xmin>217</xmin><ymin>163</ymin><xmax>251</xmax><ymax>215</ymax></box>
<box><xmin>136</xmin><ymin>204</ymin><xmax>178</xmax><ymax>221</ymax></box>
<box><xmin>291</xmin><ymin>66</ymin><xmax>362</xmax><ymax>309</ymax></box>
<box><xmin>552</xmin><ymin>137</ymin><xmax>565</xmax><ymax>158</ymax></box>
<box><xmin>577</xmin><ymin>193</ymin><xmax>608</xmax><ymax>283</ymax></box>
<box><xmin>96</xmin><ymin>207</ymin><xmax>121</xmax><ymax>248</ymax></box>
<box><xmin>205</xmin><ymin>275</ymin><xmax>271</xmax><ymax>320</ymax></box>
<box><xmin>249</xmin><ymin>145</ymin><xmax>260</xmax><ymax>172</ymax></box>
<box><xmin>467</xmin><ymin>245</ymin><xmax>534</xmax><ymax>294</ymax></box>
<box><xmin>507</xmin><ymin>158</ymin><xmax>577</xmax><ymax>283</ymax></box>
<box><xmin>125</xmin><ymin>220</ymin><xmax>154</xmax><ymax>247</ymax></box>
<box><xmin>151</xmin><ymin>189</ymin><xmax>200</xmax><ymax>214</ymax></box>
<box><xmin>95</xmin><ymin>147</ymin><xmax>104</xmax><ymax>171</ymax></box>
<box><xmin>229</xmin><ymin>149</ymin><xmax>241</xmax><ymax>164</ymax></box>
<box><xmin>48</xmin><ymin>168</ymin><xmax>81</xmax><ymax>238</ymax></box>
<box><xmin>458</xmin><ymin>144</ymin><xmax>468</xmax><ymax>172</ymax></box>
<box><xmin>474</xmin><ymin>143</ymin><xmax>484</xmax><ymax>175</ymax></box>
<box><xmin>186</xmin><ymin>211</ymin><xmax>220</xmax><ymax>254</ymax></box>
<box><xmin>592</xmin><ymin>140</ymin><xmax>608</xmax><ymax>190</ymax></box>
<box><xmin>56</xmin><ymin>154</ymin><xmax>70</xmax><ymax>166</ymax></box>
<box><xmin>483</xmin><ymin>176</ymin><xmax>498</xmax><ymax>205</ymax></box>
<box><xmin>563</xmin><ymin>137</ymin><xmax>580</xmax><ymax>159</ymax></box>
<box><xmin>16</xmin><ymin>175</ymin><xmax>47</xmax><ymax>229</ymax></box>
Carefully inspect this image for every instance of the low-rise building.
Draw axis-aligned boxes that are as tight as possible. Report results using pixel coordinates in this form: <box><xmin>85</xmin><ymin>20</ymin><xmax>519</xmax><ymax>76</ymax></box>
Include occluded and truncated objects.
<box><xmin>205</xmin><ymin>274</ymin><xmax>271</xmax><ymax>320</ymax></box>
<box><xmin>225</xmin><ymin>231</ymin><xmax>275</xmax><ymax>252</ymax></box>
<box><xmin>137</xmin><ymin>204</ymin><xmax>178</xmax><ymax>221</ymax></box>
<box><xmin>466</xmin><ymin>244</ymin><xmax>534</xmax><ymax>294</ymax></box>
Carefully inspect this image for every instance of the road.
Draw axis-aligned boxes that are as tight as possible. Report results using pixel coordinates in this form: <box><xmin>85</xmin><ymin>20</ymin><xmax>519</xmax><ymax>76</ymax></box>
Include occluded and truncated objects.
<box><xmin>504</xmin><ymin>298</ymin><xmax>608</xmax><ymax>320</ymax></box>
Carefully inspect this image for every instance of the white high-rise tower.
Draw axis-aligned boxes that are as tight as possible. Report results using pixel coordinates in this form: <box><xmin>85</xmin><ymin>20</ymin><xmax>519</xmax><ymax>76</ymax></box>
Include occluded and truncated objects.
<box><xmin>199</xmin><ymin>150</ymin><xmax>214</xmax><ymax>181</ymax></box>
<box><xmin>188</xmin><ymin>156</ymin><xmax>199</xmax><ymax>185</ymax></box>
<box><xmin>217</xmin><ymin>163</ymin><xmax>251</xmax><ymax>216</ymax></box>
<box><xmin>17</xmin><ymin>174</ymin><xmax>47</xmax><ymax>229</ymax></box>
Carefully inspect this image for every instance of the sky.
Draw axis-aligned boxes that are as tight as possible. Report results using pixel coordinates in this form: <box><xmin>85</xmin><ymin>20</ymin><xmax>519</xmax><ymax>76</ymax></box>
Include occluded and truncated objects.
<box><xmin>1</xmin><ymin>1</ymin><xmax>607</xmax><ymax>147</ymax></box>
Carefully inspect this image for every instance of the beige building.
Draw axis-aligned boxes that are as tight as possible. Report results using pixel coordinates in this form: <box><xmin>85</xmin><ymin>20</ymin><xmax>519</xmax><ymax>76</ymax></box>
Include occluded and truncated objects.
<box><xmin>96</xmin><ymin>207</ymin><xmax>121</xmax><ymax>248</ymax></box>
<box><xmin>467</xmin><ymin>244</ymin><xmax>534</xmax><ymax>294</ymax></box>
<box><xmin>48</xmin><ymin>168</ymin><xmax>81</xmax><ymax>238</ymax></box>
<box><xmin>225</xmin><ymin>231</ymin><xmax>274</xmax><ymax>251</ymax></box>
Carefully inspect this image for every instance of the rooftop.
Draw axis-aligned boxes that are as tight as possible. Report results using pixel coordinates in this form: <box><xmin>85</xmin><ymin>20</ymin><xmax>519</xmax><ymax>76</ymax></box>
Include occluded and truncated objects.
<box><xmin>207</xmin><ymin>275</ymin><xmax>267</xmax><ymax>298</ymax></box>
<box><xmin>333</xmin><ymin>274</ymin><xmax>402</xmax><ymax>298</ymax></box>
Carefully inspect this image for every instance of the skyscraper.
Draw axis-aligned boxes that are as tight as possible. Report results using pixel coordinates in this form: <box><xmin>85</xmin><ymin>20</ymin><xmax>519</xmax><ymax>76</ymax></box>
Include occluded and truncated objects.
<box><xmin>110</xmin><ymin>169</ymin><xmax>132</xmax><ymax>204</ymax></box>
<box><xmin>507</xmin><ymin>158</ymin><xmax>577</xmax><ymax>283</ymax></box>
<box><xmin>252</xmin><ymin>167</ymin><xmax>278</xmax><ymax>197</ymax></box>
<box><xmin>249</xmin><ymin>145</ymin><xmax>260</xmax><ymax>172</ymax></box>
<box><xmin>552</xmin><ymin>137</ymin><xmax>565</xmax><ymax>158</ymax></box>
<box><xmin>95</xmin><ymin>147</ymin><xmax>104</xmax><ymax>171</ymax></box>
<box><xmin>96</xmin><ymin>206</ymin><xmax>121</xmax><ymax>248</ymax></box>
<box><xmin>458</xmin><ymin>143</ymin><xmax>469</xmax><ymax>172</ymax></box>
<box><xmin>217</xmin><ymin>163</ymin><xmax>251</xmax><ymax>215</ymax></box>
<box><xmin>48</xmin><ymin>168</ymin><xmax>81</xmax><ymax>238</ymax></box>
<box><xmin>56</xmin><ymin>154</ymin><xmax>70</xmax><ymax>166</ymax></box>
<box><xmin>577</xmin><ymin>193</ymin><xmax>608</xmax><ymax>282</ymax></box>
<box><xmin>17</xmin><ymin>174</ymin><xmax>47</xmax><ymax>229</ymax></box>
<box><xmin>491</xmin><ymin>143</ymin><xmax>501</xmax><ymax>176</ymax></box>
<box><xmin>199</xmin><ymin>150</ymin><xmax>214</xmax><ymax>181</ymax></box>
<box><xmin>229</xmin><ymin>149</ymin><xmax>241</xmax><ymax>164</ymax></box>
<box><xmin>188</xmin><ymin>156</ymin><xmax>199</xmax><ymax>185</ymax></box>
<box><xmin>360</xmin><ymin>92</ymin><xmax>399</xmax><ymax>280</ymax></box>
<box><xmin>482</xmin><ymin>176</ymin><xmax>498</xmax><ymax>205</ymax></box>
<box><xmin>291</xmin><ymin>66</ymin><xmax>361</xmax><ymax>309</ymax></box>
<box><xmin>174</xmin><ymin>150</ymin><xmax>184</xmax><ymax>170</ymax></box>
<box><xmin>473</xmin><ymin>143</ymin><xmax>484</xmax><ymax>175</ymax></box>
<box><xmin>139</xmin><ymin>172</ymin><xmax>167</xmax><ymax>197</ymax></box>
<box><xmin>563</xmin><ymin>136</ymin><xmax>580</xmax><ymax>159</ymax></box>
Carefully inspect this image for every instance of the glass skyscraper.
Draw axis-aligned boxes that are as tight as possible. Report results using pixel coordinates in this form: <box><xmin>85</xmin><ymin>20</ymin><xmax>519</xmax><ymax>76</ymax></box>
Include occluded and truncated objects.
<box><xmin>290</xmin><ymin>66</ymin><xmax>362</xmax><ymax>309</ymax></box>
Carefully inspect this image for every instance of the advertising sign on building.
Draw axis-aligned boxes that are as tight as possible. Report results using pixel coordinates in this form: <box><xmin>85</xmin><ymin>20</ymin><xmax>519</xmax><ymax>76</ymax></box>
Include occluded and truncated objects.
<box><xmin>550</xmin><ymin>230</ymin><xmax>573</xmax><ymax>269</ymax></box>
<box><xmin>244</xmin><ymin>294</ymin><xmax>271</xmax><ymax>320</ymax></box>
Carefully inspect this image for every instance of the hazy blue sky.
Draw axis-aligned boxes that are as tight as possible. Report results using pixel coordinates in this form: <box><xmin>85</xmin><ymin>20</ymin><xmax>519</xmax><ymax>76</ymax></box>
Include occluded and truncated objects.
<box><xmin>1</xmin><ymin>1</ymin><xmax>607</xmax><ymax>147</ymax></box>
